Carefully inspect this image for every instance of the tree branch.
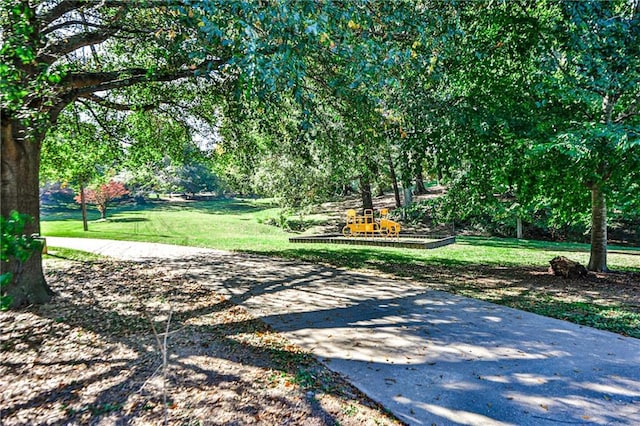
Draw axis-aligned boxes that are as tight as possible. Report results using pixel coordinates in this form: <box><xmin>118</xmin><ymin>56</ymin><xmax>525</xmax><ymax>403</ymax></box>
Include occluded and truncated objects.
<box><xmin>63</xmin><ymin>67</ymin><xmax>197</xmax><ymax>96</ymax></box>
<box><xmin>61</xmin><ymin>68</ymin><xmax>159</xmax><ymax>90</ymax></box>
<box><xmin>43</xmin><ymin>18</ymin><xmax>153</xmax><ymax>38</ymax></box>
<box><xmin>40</xmin><ymin>28</ymin><xmax>119</xmax><ymax>63</ymax></box>
<box><xmin>614</xmin><ymin>94</ymin><xmax>640</xmax><ymax>123</ymax></box>
<box><xmin>38</xmin><ymin>0</ymin><xmax>167</xmax><ymax>26</ymax></box>
<box><xmin>76</xmin><ymin>99</ymin><xmax>128</xmax><ymax>143</ymax></box>
<box><xmin>39</xmin><ymin>3</ymin><xmax>131</xmax><ymax>64</ymax></box>
<box><xmin>48</xmin><ymin>59</ymin><xmax>226</xmax><ymax>122</ymax></box>
<box><xmin>100</xmin><ymin>0</ymin><xmax>186</xmax><ymax>8</ymax></box>
<box><xmin>79</xmin><ymin>93</ymin><xmax>157</xmax><ymax>111</ymax></box>
<box><xmin>38</xmin><ymin>0</ymin><xmax>85</xmax><ymax>26</ymax></box>
<box><xmin>42</xmin><ymin>19</ymin><xmax>113</xmax><ymax>36</ymax></box>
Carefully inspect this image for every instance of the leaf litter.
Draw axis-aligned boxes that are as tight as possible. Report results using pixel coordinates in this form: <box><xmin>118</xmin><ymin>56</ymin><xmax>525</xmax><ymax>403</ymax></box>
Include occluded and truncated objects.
<box><xmin>0</xmin><ymin>258</ymin><xmax>404</xmax><ymax>425</ymax></box>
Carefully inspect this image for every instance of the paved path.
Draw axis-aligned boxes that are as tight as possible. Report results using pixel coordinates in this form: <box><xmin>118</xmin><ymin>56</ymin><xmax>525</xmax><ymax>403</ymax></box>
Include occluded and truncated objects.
<box><xmin>46</xmin><ymin>237</ymin><xmax>640</xmax><ymax>425</ymax></box>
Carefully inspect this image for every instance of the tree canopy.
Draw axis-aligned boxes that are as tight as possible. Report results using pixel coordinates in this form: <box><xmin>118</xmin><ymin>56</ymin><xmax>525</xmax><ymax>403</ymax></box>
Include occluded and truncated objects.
<box><xmin>2</xmin><ymin>0</ymin><xmax>639</xmax><ymax>308</ymax></box>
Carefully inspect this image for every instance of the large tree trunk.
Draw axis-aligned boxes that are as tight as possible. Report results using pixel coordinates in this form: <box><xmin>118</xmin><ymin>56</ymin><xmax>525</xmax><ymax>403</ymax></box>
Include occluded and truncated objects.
<box><xmin>387</xmin><ymin>153</ymin><xmax>401</xmax><ymax>208</ymax></box>
<box><xmin>1</xmin><ymin>117</ymin><xmax>54</xmax><ymax>307</ymax></box>
<box><xmin>359</xmin><ymin>175</ymin><xmax>374</xmax><ymax>211</ymax></box>
<box><xmin>415</xmin><ymin>170</ymin><xmax>427</xmax><ymax>195</ymax></box>
<box><xmin>587</xmin><ymin>184</ymin><xmax>608</xmax><ymax>272</ymax></box>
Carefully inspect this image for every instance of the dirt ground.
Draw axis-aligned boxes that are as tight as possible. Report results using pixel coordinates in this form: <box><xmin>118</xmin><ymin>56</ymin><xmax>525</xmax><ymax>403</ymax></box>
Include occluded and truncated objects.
<box><xmin>1</xmin><ymin>259</ymin><xmax>403</xmax><ymax>425</ymax></box>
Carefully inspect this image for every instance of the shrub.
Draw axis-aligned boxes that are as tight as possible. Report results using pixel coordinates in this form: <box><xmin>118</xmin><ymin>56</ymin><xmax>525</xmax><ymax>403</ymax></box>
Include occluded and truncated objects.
<box><xmin>0</xmin><ymin>211</ymin><xmax>42</xmax><ymax>310</ymax></box>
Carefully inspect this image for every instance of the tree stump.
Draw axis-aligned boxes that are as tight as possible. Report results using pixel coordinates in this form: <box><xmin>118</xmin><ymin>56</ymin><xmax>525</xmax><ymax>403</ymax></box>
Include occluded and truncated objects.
<box><xmin>549</xmin><ymin>256</ymin><xmax>589</xmax><ymax>279</ymax></box>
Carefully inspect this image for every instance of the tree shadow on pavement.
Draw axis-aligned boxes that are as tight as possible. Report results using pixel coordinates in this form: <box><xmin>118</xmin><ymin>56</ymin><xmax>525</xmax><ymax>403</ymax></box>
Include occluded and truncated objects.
<box><xmin>0</xmin><ymin>257</ymin><xmax>397</xmax><ymax>425</ymax></box>
<box><xmin>168</xmin><ymin>252</ymin><xmax>640</xmax><ymax>425</ymax></box>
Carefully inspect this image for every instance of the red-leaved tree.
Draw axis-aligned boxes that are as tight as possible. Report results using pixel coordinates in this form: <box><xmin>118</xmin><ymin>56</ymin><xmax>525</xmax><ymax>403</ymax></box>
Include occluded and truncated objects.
<box><xmin>74</xmin><ymin>181</ymin><xmax>129</xmax><ymax>220</ymax></box>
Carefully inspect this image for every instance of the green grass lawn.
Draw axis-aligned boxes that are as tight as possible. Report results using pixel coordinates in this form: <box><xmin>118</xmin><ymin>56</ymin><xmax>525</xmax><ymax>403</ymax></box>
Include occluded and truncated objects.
<box><xmin>42</xmin><ymin>198</ymin><xmax>640</xmax><ymax>338</ymax></box>
<box><xmin>42</xmin><ymin>198</ymin><xmax>292</xmax><ymax>252</ymax></box>
<box><xmin>42</xmin><ymin>198</ymin><xmax>639</xmax><ymax>271</ymax></box>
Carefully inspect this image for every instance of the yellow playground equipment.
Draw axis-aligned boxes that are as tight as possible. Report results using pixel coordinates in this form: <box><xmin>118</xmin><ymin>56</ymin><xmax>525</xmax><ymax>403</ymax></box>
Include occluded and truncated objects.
<box><xmin>342</xmin><ymin>208</ymin><xmax>401</xmax><ymax>238</ymax></box>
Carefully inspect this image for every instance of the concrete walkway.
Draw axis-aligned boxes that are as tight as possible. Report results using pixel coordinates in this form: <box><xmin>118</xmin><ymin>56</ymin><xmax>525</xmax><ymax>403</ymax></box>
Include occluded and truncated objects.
<box><xmin>46</xmin><ymin>237</ymin><xmax>640</xmax><ymax>425</ymax></box>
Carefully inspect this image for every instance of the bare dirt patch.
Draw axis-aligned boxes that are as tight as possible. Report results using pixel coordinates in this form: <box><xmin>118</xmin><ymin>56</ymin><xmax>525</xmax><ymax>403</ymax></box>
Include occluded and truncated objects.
<box><xmin>0</xmin><ymin>259</ymin><xmax>403</xmax><ymax>425</ymax></box>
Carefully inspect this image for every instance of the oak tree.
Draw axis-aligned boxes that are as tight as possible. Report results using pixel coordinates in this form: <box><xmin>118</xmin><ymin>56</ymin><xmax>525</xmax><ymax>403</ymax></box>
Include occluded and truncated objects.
<box><xmin>1</xmin><ymin>0</ymin><xmax>224</xmax><ymax>306</ymax></box>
